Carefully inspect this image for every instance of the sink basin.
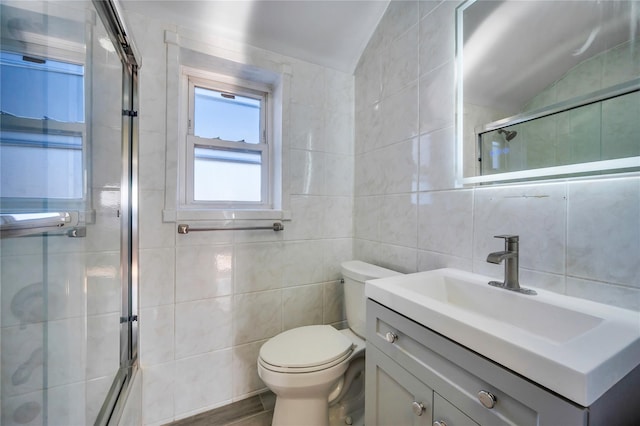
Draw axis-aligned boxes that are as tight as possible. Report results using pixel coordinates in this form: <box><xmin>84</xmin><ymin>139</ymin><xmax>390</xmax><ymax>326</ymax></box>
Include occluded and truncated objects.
<box><xmin>365</xmin><ymin>268</ymin><xmax>640</xmax><ymax>407</ymax></box>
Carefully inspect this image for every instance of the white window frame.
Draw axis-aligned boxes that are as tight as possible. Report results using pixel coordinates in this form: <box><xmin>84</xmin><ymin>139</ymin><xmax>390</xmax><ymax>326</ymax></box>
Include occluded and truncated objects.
<box><xmin>181</xmin><ymin>68</ymin><xmax>273</xmax><ymax>211</ymax></box>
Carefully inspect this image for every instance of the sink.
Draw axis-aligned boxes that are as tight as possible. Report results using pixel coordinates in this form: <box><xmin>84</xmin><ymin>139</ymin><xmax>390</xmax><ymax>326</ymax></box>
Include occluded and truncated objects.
<box><xmin>396</xmin><ymin>271</ymin><xmax>604</xmax><ymax>343</ymax></box>
<box><xmin>365</xmin><ymin>268</ymin><xmax>640</xmax><ymax>407</ymax></box>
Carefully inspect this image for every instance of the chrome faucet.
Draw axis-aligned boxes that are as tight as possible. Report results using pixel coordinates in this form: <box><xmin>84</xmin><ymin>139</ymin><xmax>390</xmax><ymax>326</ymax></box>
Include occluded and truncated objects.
<box><xmin>486</xmin><ymin>235</ymin><xmax>536</xmax><ymax>295</ymax></box>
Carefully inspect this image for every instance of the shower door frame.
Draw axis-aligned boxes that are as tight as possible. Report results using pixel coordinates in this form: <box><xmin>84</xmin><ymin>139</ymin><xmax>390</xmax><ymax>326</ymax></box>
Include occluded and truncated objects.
<box><xmin>92</xmin><ymin>0</ymin><xmax>140</xmax><ymax>424</ymax></box>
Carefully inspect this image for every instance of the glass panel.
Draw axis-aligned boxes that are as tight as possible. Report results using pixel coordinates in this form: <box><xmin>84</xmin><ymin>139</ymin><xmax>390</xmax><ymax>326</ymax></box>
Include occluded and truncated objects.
<box><xmin>0</xmin><ymin>1</ymin><xmax>125</xmax><ymax>424</ymax></box>
<box><xmin>194</xmin><ymin>146</ymin><xmax>262</xmax><ymax>202</ymax></box>
<box><xmin>193</xmin><ymin>86</ymin><xmax>261</xmax><ymax>143</ymax></box>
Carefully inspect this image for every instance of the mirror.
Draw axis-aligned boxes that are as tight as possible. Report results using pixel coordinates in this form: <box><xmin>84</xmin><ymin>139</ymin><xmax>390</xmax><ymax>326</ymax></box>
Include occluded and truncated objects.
<box><xmin>456</xmin><ymin>0</ymin><xmax>640</xmax><ymax>184</ymax></box>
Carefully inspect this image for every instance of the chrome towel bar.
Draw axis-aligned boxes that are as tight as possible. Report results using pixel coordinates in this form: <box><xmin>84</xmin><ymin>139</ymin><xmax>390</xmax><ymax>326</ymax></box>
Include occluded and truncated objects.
<box><xmin>178</xmin><ymin>222</ymin><xmax>284</xmax><ymax>234</ymax></box>
<box><xmin>0</xmin><ymin>211</ymin><xmax>81</xmax><ymax>239</ymax></box>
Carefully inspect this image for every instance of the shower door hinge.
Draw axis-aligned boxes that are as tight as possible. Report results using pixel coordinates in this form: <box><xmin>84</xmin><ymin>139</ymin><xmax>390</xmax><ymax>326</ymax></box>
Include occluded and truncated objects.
<box><xmin>120</xmin><ymin>315</ymin><xmax>138</xmax><ymax>323</ymax></box>
<box><xmin>122</xmin><ymin>109</ymin><xmax>138</xmax><ymax>117</ymax></box>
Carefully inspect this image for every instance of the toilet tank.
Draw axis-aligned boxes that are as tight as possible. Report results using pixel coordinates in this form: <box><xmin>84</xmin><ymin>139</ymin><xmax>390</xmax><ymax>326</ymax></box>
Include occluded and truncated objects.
<box><xmin>341</xmin><ymin>261</ymin><xmax>401</xmax><ymax>338</ymax></box>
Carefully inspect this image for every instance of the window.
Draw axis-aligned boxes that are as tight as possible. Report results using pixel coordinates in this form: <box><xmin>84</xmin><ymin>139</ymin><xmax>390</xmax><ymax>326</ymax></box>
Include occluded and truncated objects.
<box><xmin>0</xmin><ymin>51</ymin><xmax>85</xmax><ymax>201</ymax></box>
<box><xmin>185</xmin><ymin>74</ymin><xmax>271</xmax><ymax>209</ymax></box>
<box><xmin>165</xmin><ymin>36</ymin><xmax>286</xmax><ymax>222</ymax></box>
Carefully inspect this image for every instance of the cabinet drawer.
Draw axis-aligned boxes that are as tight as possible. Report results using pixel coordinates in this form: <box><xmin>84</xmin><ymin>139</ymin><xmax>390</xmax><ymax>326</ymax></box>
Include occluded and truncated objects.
<box><xmin>367</xmin><ymin>299</ymin><xmax>587</xmax><ymax>426</ymax></box>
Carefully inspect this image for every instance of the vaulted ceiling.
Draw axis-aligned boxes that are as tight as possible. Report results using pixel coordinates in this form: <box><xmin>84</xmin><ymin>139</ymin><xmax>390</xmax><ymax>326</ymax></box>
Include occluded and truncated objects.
<box><xmin>121</xmin><ymin>0</ymin><xmax>390</xmax><ymax>74</ymax></box>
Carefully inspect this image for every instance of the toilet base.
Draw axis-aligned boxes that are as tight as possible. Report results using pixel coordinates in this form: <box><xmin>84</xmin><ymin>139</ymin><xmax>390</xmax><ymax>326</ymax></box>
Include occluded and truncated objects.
<box><xmin>329</xmin><ymin>407</ymin><xmax>364</xmax><ymax>426</ymax></box>
<box><xmin>329</xmin><ymin>362</ymin><xmax>365</xmax><ymax>426</ymax></box>
<box><xmin>272</xmin><ymin>397</ymin><xmax>330</xmax><ymax>426</ymax></box>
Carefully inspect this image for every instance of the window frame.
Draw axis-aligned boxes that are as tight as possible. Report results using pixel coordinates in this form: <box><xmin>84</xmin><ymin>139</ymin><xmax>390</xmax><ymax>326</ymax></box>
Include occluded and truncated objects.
<box><xmin>182</xmin><ymin>69</ymin><xmax>272</xmax><ymax>210</ymax></box>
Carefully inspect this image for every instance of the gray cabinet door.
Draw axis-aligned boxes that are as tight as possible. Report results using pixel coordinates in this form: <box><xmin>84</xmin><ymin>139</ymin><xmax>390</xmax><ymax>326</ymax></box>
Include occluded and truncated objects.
<box><xmin>366</xmin><ymin>345</ymin><xmax>433</xmax><ymax>426</ymax></box>
<box><xmin>433</xmin><ymin>392</ymin><xmax>479</xmax><ymax>426</ymax></box>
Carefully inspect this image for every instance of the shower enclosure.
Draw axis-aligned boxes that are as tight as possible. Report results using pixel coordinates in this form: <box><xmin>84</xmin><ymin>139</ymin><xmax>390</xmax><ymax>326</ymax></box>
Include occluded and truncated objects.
<box><xmin>0</xmin><ymin>1</ymin><xmax>139</xmax><ymax>424</ymax></box>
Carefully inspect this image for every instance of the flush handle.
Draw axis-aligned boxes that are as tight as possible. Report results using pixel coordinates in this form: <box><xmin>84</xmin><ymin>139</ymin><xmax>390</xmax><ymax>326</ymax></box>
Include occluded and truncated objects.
<box><xmin>385</xmin><ymin>331</ymin><xmax>398</xmax><ymax>343</ymax></box>
<box><xmin>433</xmin><ymin>421</ymin><xmax>448</xmax><ymax>426</ymax></box>
<box><xmin>478</xmin><ymin>390</ymin><xmax>497</xmax><ymax>409</ymax></box>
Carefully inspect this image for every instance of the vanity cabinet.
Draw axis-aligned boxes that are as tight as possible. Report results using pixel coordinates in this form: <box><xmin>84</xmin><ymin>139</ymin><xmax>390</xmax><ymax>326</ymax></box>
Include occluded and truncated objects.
<box><xmin>365</xmin><ymin>299</ymin><xmax>588</xmax><ymax>426</ymax></box>
<box><xmin>367</xmin><ymin>343</ymin><xmax>478</xmax><ymax>426</ymax></box>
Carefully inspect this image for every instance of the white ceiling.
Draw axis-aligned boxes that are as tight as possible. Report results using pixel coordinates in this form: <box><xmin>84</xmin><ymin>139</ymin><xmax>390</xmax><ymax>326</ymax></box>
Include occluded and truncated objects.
<box><xmin>120</xmin><ymin>0</ymin><xmax>390</xmax><ymax>74</ymax></box>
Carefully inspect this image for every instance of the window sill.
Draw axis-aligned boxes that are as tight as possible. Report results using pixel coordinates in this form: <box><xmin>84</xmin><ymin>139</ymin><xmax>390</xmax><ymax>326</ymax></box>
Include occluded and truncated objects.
<box><xmin>163</xmin><ymin>208</ymin><xmax>291</xmax><ymax>223</ymax></box>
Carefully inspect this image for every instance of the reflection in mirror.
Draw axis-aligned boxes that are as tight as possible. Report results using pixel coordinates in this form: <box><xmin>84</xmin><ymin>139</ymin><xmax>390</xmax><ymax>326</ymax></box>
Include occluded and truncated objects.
<box><xmin>456</xmin><ymin>0</ymin><xmax>640</xmax><ymax>184</ymax></box>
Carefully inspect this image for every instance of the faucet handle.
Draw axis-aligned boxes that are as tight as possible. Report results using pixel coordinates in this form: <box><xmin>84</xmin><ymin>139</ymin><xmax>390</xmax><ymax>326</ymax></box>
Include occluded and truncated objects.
<box><xmin>494</xmin><ymin>235</ymin><xmax>518</xmax><ymax>242</ymax></box>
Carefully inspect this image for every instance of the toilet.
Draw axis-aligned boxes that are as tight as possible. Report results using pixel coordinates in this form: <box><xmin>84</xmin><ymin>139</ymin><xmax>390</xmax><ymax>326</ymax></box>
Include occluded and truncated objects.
<box><xmin>257</xmin><ymin>261</ymin><xmax>401</xmax><ymax>426</ymax></box>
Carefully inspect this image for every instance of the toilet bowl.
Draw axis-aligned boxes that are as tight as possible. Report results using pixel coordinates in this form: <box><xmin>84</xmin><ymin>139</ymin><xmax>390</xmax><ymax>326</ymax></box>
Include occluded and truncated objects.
<box><xmin>257</xmin><ymin>261</ymin><xmax>401</xmax><ymax>426</ymax></box>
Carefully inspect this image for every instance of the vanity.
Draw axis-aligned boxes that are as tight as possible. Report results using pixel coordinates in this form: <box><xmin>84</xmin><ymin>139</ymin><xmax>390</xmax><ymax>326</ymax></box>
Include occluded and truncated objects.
<box><xmin>364</xmin><ymin>269</ymin><xmax>640</xmax><ymax>425</ymax></box>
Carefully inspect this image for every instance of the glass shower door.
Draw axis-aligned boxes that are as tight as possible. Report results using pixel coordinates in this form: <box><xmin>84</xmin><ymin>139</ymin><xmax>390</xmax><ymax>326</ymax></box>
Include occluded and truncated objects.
<box><xmin>0</xmin><ymin>1</ymin><xmax>129</xmax><ymax>424</ymax></box>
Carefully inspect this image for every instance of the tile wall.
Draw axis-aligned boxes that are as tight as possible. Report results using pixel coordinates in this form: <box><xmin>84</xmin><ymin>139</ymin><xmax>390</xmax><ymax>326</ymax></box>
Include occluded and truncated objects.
<box><xmin>124</xmin><ymin>10</ymin><xmax>355</xmax><ymax>425</ymax></box>
<box><xmin>353</xmin><ymin>1</ymin><xmax>639</xmax><ymax>309</ymax></box>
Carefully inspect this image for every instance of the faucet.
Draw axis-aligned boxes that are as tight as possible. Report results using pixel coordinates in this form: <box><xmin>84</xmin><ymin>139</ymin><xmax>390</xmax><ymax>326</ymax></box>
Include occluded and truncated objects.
<box><xmin>486</xmin><ymin>235</ymin><xmax>536</xmax><ymax>295</ymax></box>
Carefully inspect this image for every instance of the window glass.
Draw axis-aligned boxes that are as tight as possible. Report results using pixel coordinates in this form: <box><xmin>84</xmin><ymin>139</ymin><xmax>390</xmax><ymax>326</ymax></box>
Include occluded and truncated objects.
<box><xmin>193</xmin><ymin>87</ymin><xmax>260</xmax><ymax>143</ymax></box>
<box><xmin>193</xmin><ymin>146</ymin><xmax>262</xmax><ymax>202</ymax></box>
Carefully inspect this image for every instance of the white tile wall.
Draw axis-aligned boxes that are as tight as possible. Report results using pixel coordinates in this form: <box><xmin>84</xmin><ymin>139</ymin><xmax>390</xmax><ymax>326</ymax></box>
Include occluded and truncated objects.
<box><xmin>175</xmin><ymin>297</ymin><xmax>233</xmax><ymax>358</ymax></box>
<box><xmin>418</xmin><ymin>126</ymin><xmax>456</xmax><ymax>191</ymax></box>
<box><xmin>283</xmin><ymin>284</ymin><xmax>324</xmax><ymax>330</ymax></box>
<box><xmin>379</xmin><ymin>194</ymin><xmax>418</xmax><ymax>248</ymax></box>
<box><xmin>232</xmin><ymin>340</ymin><xmax>266</xmax><ymax>398</ymax></box>
<box><xmin>472</xmin><ymin>183</ymin><xmax>567</xmax><ymax>275</ymax></box>
<box><xmin>176</xmin><ymin>245</ymin><xmax>232</xmax><ymax>301</ymax></box>
<box><xmin>140</xmin><ymin>304</ymin><xmax>174</xmax><ymax>366</ymax></box>
<box><xmin>126</xmin><ymin>9</ymin><xmax>355</xmax><ymax>423</ymax></box>
<box><xmin>418</xmin><ymin>190</ymin><xmax>473</xmax><ymax>258</ymax></box>
<box><xmin>354</xmin><ymin>1</ymin><xmax>640</xmax><ymax>312</ymax></box>
<box><xmin>282</xmin><ymin>241</ymin><xmax>325</xmax><ymax>287</ymax></box>
<box><xmin>566</xmin><ymin>178</ymin><xmax>640</xmax><ymax>285</ymax></box>
<box><xmin>173</xmin><ymin>350</ymin><xmax>233</xmax><ymax>416</ymax></box>
<box><xmin>142</xmin><ymin>362</ymin><xmax>175</xmax><ymax>425</ymax></box>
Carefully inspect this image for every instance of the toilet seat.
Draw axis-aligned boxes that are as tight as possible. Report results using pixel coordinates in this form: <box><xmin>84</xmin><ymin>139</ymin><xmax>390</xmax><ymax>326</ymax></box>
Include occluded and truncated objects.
<box><xmin>259</xmin><ymin>325</ymin><xmax>354</xmax><ymax>373</ymax></box>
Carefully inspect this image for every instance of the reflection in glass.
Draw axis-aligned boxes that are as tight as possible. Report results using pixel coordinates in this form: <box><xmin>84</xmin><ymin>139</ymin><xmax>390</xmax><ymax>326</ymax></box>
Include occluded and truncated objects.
<box><xmin>479</xmin><ymin>90</ymin><xmax>639</xmax><ymax>176</ymax></box>
<box><xmin>458</xmin><ymin>0</ymin><xmax>640</xmax><ymax>182</ymax></box>
<box><xmin>0</xmin><ymin>1</ymin><xmax>126</xmax><ymax>424</ymax></box>
<box><xmin>0</xmin><ymin>52</ymin><xmax>85</xmax><ymax>199</ymax></box>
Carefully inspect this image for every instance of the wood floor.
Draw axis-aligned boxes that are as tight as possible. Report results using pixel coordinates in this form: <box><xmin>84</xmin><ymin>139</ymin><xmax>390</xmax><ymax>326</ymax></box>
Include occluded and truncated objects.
<box><xmin>167</xmin><ymin>392</ymin><xmax>275</xmax><ymax>426</ymax></box>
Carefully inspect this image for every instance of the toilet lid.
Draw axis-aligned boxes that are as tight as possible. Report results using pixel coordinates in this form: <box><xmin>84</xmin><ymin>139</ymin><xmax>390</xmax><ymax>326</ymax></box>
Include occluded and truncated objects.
<box><xmin>259</xmin><ymin>325</ymin><xmax>353</xmax><ymax>369</ymax></box>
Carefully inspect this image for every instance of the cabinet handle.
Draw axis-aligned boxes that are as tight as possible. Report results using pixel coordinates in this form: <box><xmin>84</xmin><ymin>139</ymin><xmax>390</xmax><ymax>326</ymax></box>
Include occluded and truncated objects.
<box><xmin>411</xmin><ymin>401</ymin><xmax>425</xmax><ymax>416</ymax></box>
<box><xmin>433</xmin><ymin>421</ymin><xmax>448</xmax><ymax>426</ymax></box>
<box><xmin>385</xmin><ymin>331</ymin><xmax>398</xmax><ymax>343</ymax></box>
<box><xmin>478</xmin><ymin>390</ymin><xmax>497</xmax><ymax>409</ymax></box>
